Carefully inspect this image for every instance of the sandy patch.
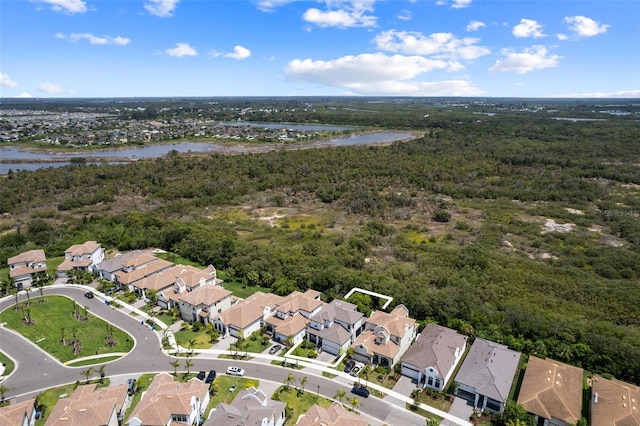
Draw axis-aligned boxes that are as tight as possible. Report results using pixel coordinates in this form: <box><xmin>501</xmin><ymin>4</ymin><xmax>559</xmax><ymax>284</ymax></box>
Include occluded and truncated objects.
<box><xmin>564</xmin><ymin>208</ymin><xmax>584</xmax><ymax>215</ymax></box>
<box><xmin>542</xmin><ymin>219</ymin><xmax>575</xmax><ymax>234</ymax></box>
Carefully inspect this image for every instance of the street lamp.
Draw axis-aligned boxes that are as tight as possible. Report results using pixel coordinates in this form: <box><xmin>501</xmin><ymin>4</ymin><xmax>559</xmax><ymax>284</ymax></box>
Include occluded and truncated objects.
<box><xmin>317</xmin><ymin>385</ymin><xmax>320</xmax><ymax>400</ymax></box>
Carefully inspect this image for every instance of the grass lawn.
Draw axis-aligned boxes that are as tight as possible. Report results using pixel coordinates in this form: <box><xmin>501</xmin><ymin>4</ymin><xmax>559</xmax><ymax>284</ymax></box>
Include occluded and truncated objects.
<box><xmin>322</xmin><ymin>371</ymin><xmax>337</xmax><ymax>379</ymax></box>
<box><xmin>0</xmin><ymin>351</ymin><xmax>15</xmax><ymax>376</ymax></box>
<box><xmin>174</xmin><ymin>329</ymin><xmax>213</xmax><ymax>350</ymax></box>
<box><xmin>66</xmin><ymin>355</ymin><xmax>122</xmax><ymax>367</ymax></box>
<box><xmin>204</xmin><ymin>376</ymin><xmax>260</xmax><ymax>417</ymax></box>
<box><xmin>271</xmin><ymin>385</ymin><xmax>333</xmax><ymax>425</ymax></box>
<box><xmin>221</xmin><ymin>280</ymin><xmax>270</xmax><ymax>299</ymax></box>
<box><xmin>243</xmin><ymin>334</ymin><xmax>271</xmax><ymax>353</ymax></box>
<box><xmin>0</xmin><ymin>295</ymin><xmax>134</xmax><ymax>363</ymax></box>
<box><xmin>406</xmin><ymin>403</ymin><xmax>444</xmax><ymax>425</ymax></box>
<box><xmin>411</xmin><ymin>389</ymin><xmax>453</xmax><ymax>413</ymax></box>
<box><xmin>35</xmin><ymin>379</ymin><xmax>110</xmax><ymax>426</ymax></box>
<box><xmin>154</xmin><ymin>311</ymin><xmax>177</xmax><ymax>327</ymax></box>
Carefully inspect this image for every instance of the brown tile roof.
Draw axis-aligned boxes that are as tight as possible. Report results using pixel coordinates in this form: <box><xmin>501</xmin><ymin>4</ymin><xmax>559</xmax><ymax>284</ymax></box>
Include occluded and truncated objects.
<box><xmin>115</xmin><ymin>258</ymin><xmax>174</xmax><ymax>285</ymax></box>
<box><xmin>367</xmin><ymin>306</ymin><xmax>415</xmax><ymax>338</ymax></box>
<box><xmin>135</xmin><ymin>265</ymin><xmax>182</xmax><ymax>291</ymax></box>
<box><xmin>517</xmin><ymin>356</ymin><xmax>583</xmax><ymax>424</ymax></box>
<box><xmin>401</xmin><ymin>324</ymin><xmax>467</xmax><ymax>375</ymax></box>
<box><xmin>353</xmin><ymin>329</ymin><xmax>400</xmax><ymax>359</ymax></box>
<box><xmin>296</xmin><ymin>402</ymin><xmax>369</xmax><ymax>426</ymax></box>
<box><xmin>277</xmin><ymin>291</ymin><xmax>323</xmax><ymax>315</ymax></box>
<box><xmin>8</xmin><ymin>249</ymin><xmax>47</xmax><ymax>265</ymax></box>
<box><xmin>9</xmin><ymin>263</ymin><xmax>48</xmax><ymax>279</ymax></box>
<box><xmin>180</xmin><ymin>284</ymin><xmax>231</xmax><ymax>307</ymax></box>
<box><xmin>57</xmin><ymin>258</ymin><xmax>92</xmax><ymax>272</ymax></box>
<box><xmin>0</xmin><ymin>398</ymin><xmax>36</xmax><ymax>426</ymax></box>
<box><xmin>218</xmin><ymin>291</ymin><xmax>283</xmax><ymax>329</ymax></box>
<box><xmin>122</xmin><ymin>253</ymin><xmax>158</xmax><ymax>268</ymax></box>
<box><xmin>268</xmin><ymin>313</ymin><xmax>309</xmax><ymax>337</ymax></box>
<box><xmin>128</xmin><ymin>373</ymin><xmax>208</xmax><ymax>425</ymax></box>
<box><xmin>175</xmin><ymin>264</ymin><xmax>218</xmax><ymax>287</ymax></box>
<box><xmin>45</xmin><ymin>384</ymin><xmax>128</xmax><ymax>426</ymax></box>
<box><xmin>65</xmin><ymin>241</ymin><xmax>100</xmax><ymax>257</ymax></box>
<box><xmin>591</xmin><ymin>375</ymin><xmax>640</xmax><ymax>426</ymax></box>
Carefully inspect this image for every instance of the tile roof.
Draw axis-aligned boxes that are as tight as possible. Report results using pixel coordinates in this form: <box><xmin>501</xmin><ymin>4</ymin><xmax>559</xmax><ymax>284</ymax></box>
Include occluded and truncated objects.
<box><xmin>180</xmin><ymin>284</ymin><xmax>231</xmax><ymax>307</ymax></box>
<box><xmin>517</xmin><ymin>356</ymin><xmax>583</xmax><ymax>424</ymax></box>
<box><xmin>9</xmin><ymin>263</ymin><xmax>48</xmax><ymax>279</ymax></box>
<box><xmin>65</xmin><ymin>241</ymin><xmax>101</xmax><ymax>257</ymax></box>
<box><xmin>97</xmin><ymin>250</ymin><xmax>147</xmax><ymax>274</ymax></box>
<box><xmin>353</xmin><ymin>329</ymin><xmax>400</xmax><ymax>359</ymax></box>
<box><xmin>218</xmin><ymin>292</ymin><xmax>283</xmax><ymax>330</ymax></box>
<box><xmin>454</xmin><ymin>338</ymin><xmax>521</xmax><ymax>403</ymax></box>
<box><xmin>309</xmin><ymin>299</ymin><xmax>363</xmax><ymax>325</ymax></box>
<box><xmin>0</xmin><ymin>398</ymin><xmax>36</xmax><ymax>426</ymax></box>
<box><xmin>401</xmin><ymin>324</ymin><xmax>468</xmax><ymax>375</ymax></box>
<box><xmin>296</xmin><ymin>402</ymin><xmax>369</xmax><ymax>426</ymax></box>
<box><xmin>204</xmin><ymin>387</ymin><xmax>285</xmax><ymax>426</ymax></box>
<box><xmin>8</xmin><ymin>249</ymin><xmax>47</xmax><ymax>265</ymax></box>
<box><xmin>277</xmin><ymin>291</ymin><xmax>323</xmax><ymax>315</ymax></box>
<box><xmin>366</xmin><ymin>306</ymin><xmax>415</xmax><ymax>338</ymax></box>
<box><xmin>122</xmin><ymin>253</ymin><xmax>158</xmax><ymax>268</ymax></box>
<box><xmin>115</xmin><ymin>258</ymin><xmax>174</xmax><ymax>285</ymax></box>
<box><xmin>134</xmin><ymin>265</ymin><xmax>182</xmax><ymax>291</ymax></box>
<box><xmin>128</xmin><ymin>373</ymin><xmax>208</xmax><ymax>425</ymax></box>
<box><xmin>267</xmin><ymin>312</ymin><xmax>309</xmax><ymax>337</ymax></box>
<box><xmin>45</xmin><ymin>384</ymin><xmax>128</xmax><ymax>426</ymax></box>
<box><xmin>306</xmin><ymin>323</ymin><xmax>352</xmax><ymax>346</ymax></box>
<box><xmin>591</xmin><ymin>375</ymin><xmax>640</xmax><ymax>426</ymax></box>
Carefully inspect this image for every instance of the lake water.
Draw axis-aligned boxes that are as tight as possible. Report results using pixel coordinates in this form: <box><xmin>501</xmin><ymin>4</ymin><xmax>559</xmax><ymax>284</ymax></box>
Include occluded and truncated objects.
<box><xmin>0</xmin><ymin>130</ymin><xmax>415</xmax><ymax>174</ymax></box>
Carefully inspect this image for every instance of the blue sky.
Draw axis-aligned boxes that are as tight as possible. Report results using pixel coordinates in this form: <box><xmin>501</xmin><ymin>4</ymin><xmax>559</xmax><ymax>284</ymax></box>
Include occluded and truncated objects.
<box><xmin>1</xmin><ymin>0</ymin><xmax>638</xmax><ymax>98</ymax></box>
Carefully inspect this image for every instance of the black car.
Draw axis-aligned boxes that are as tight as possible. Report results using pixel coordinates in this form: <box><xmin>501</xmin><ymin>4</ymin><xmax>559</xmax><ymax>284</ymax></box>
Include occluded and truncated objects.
<box><xmin>205</xmin><ymin>370</ymin><xmax>216</xmax><ymax>384</ymax></box>
<box><xmin>343</xmin><ymin>360</ymin><xmax>356</xmax><ymax>373</ymax></box>
<box><xmin>127</xmin><ymin>378</ymin><xmax>137</xmax><ymax>396</ymax></box>
<box><xmin>196</xmin><ymin>371</ymin><xmax>206</xmax><ymax>381</ymax></box>
<box><xmin>351</xmin><ymin>386</ymin><xmax>370</xmax><ymax>398</ymax></box>
<box><xmin>84</xmin><ymin>291</ymin><xmax>94</xmax><ymax>299</ymax></box>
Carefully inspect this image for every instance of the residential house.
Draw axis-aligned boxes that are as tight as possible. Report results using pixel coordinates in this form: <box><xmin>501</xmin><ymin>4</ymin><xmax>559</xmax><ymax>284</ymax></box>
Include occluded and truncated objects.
<box><xmin>204</xmin><ymin>387</ymin><xmax>286</xmax><ymax>426</ymax></box>
<box><xmin>45</xmin><ymin>383</ymin><xmax>128</xmax><ymax>426</ymax></box>
<box><xmin>264</xmin><ymin>290</ymin><xmax>323</xmax><ymax>345</ymax></box>
<box><xmin>216</xmin><ymin>291</ymin><xmax>284</xmax><ymax>338</ymax></box>
<box><xmin>517</xmin><ymin>356</ymin><xmax>583</xmax><ymax>426</ymax></box>
<box><xmin>159</xmin><ymin>264</ymin><xmax>223</xmax><ymax>310</ymax></box>
<box><xmin>97</xmin><ymin>250</ymin><xmax>146</xmax><ymax>282</ymax></box>
<box><xmin>127</xmin><ymin>373</ymin><xmax>210</xmax><ymax>426</ymax></box>
<box><xmin>454</xmin><ymin>338</ymin><xmax>521</xmax><ymax>414</ymax></box>
<box><xmin>306</xmin><ymin>299</ymin><xmax>364</xmax><ymax>356</ymax></box>
<box><xmin>8</xmin><ymin>249</ymin><xmax>48</xmax><ymax>288</ymax></box>
<box><xmin>56</xmin><ymin>241</ymin><xmax>105</xmax><ymax>278</ymax></box>
<box><xmin>0</xmin><ymin>398</ymin><xmax>38</xmax><ymax>426</ymax></box>
<box><xmin>400</xmin><ymin>324</ymin><xmax>468</xmax><ymax>391</ymax></box>
<box><xmin>591</xmin><ymin>375</ymin><xmax>640</xmax><ymax>426</ymax></box>
<box><xmin>113</xmin><ymin>253</ymin><xmax>174</xmax><ymax>295</ymax></box>
<box><xmin>352</xmin><ymin>304</ymin><xmax>417</xmax><ymax>367</ymax></box>
<box><xmin>178</xmin><ymin>283</ymin><xmax>232</xmax><ymax>325</ymax></box>
<box><xmin>295</xmin><ymin>402</ymin><xmax>369</xmax><ymax>426</ymax></box>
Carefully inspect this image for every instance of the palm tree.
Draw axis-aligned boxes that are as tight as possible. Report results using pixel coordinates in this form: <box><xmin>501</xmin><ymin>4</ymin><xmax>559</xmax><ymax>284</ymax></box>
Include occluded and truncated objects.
<box><xmin>333</xmin><ymin>388</ymin><xmax>347</xmax><ymax>406</ymax></box>
<box><xmin>81</xmin><ymin>367</ymin><xmax>94</xmax><ymax>383</ymax></box>
<box><xmin>170</xmin><ymin>360</ymin><xmax>180</xmax><ymax>376</ymax></box>
<box><xmin>299</xmin><ymin>376</ymin><xmax>308</xmax><ymax>394</ymax></box>
<box><xmin>25</xmin><ymin>287</ymin><xmax>31</xmax><ymax>307</ymax></box>
<box><xmin>284</xmin><ymin>373</ymin><xmax>295</xmax><ymax>391</ymax></box>
<box><xmin>38</xmin><ymin>285</ymin><xmax>45</xmax><ymax>303</ymax></box>
<box><xmin>0</xmin><ymin>385</ymin><xmax>13</xmax><ymax>403</ymax></box>
<box><xmin>361</xmin><ymin>364</ymin><xmax>372</xmax><ymax>387</ymax></box>
<box><xmin>97</xmin><ymin>365</ymin><xmax>106</xmax><ymax>384</ymax></box>
<box><xmin>187</xmin><ymin>338</ymin><xmax>197</xmax><ymax>355</ymax></box>
<box><xmin>349</xmin><ymin>396</ymin><xmax>360</xmax><ymax>412</ymax></box>
<box><xmin>184</xmin><ymin>358</ymin><xmax>193</xmax><ymax>375</ymax></box>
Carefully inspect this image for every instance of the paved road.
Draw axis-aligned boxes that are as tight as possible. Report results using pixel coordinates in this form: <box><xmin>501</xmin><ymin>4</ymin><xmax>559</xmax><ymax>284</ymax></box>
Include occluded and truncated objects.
<box><xmin>0</xmin><ymin>285</ymin><xmax>464</xmax><ymax>425</ymax></box>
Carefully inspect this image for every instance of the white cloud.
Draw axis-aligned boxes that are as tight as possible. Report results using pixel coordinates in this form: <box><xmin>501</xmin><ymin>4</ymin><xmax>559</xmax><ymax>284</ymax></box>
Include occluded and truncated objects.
<box><xmin>512</xmin><ymin>19</ymin><xmax>545</xmax><ymax>38</ymax></box>
<box><xmin>36</xmin><ymin>0</ymin><xmax>87</xmax><ymax>14</ymax></box>
<box><xmin>397</xmin><ymin>9</ymin><xmax>412</xmax><ymax>21</ymax></box>
<box><xmin>564</xmin><ymin>16</ymin><xmax>609</xmax><ymax>37</ymax></box>
<box><xmin>452</xmin><ymin>0</ymin><xmax>472</xmax><ymax>9</ymax></box>
<box><xmin>489</xmin><ymin>46</ymin><xmax>561</xmax><ymax>74</ymax></box>
<box><xmin>551</xmin><ymin>89</ymin><xmax>640</xmax><ymax>98</ymax></box>
<box><xmin>374</xmin><ymin>30</ymin><xmax>490</xmax><ymax>61</ymax></box>
<box><xmin>344</xmin><ymin>80</ymin><xmax>485</xmax><ymax>96</ymax></box>
<box><xmin>285</xmin><ymin>53</ymin><xmax>450</xmax><ymax>86</ymax></box>
<box><xmin>145</xmin><ymin>0</ymin><xmax>180</xmax><ymax>17</ymax></box>
<box><xmin>38</xmin><ymin>82</ymin><xmax>70</xmax><ymax>94</ymax></box>
<box><xmin>224</xmin><ymin>45</ymin><xmax>252</xmax><ymax>60</ymax></box>
<box><xmin>255</xmin><ymin>0</ymin><xmax>296</xmax><ymax>12</ymax></box>
<box><xmin>17</xmin><ymin>92</ymin><xmax>33</xmax><ymax>98</ymax></box>
<box><xmin>165</xmin><ymin>43</ymin><xmax>197</xmax><ymax>57</ymax></box>
<box><xmin>466</xmin><ymin>20</ymin><xmax>486</xmax><ymax>32</ymax></box>
<box><xmin>56</xmin><ymin>32</ymin><xmax>130</xmax><ymax>45</ymax></box>
<box><xmin>303</xmin><ymin>0</ymin><xmax>377</xmax><ymax>28</ymax></box>
<box><xmin>1</xmin><ymin>73</ymin><xmax>19</xmax><ymax>88</ymax></box>
<box><xmin>557</xmin><ymin>33</ymin><xmax>568</xmax><ymax>41</ymax></box>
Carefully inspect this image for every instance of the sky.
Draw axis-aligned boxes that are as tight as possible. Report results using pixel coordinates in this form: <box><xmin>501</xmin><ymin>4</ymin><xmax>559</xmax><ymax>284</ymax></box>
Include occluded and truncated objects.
<box><xmin>1</xmin><ymin>0</ymin><xmax>639</xmax><ymax>98</ymax></box>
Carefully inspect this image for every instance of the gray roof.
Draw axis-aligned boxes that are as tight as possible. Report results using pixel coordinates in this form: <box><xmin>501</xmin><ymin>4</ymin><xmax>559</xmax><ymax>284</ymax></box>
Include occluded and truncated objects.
<box><xmin>309</xmin><ymin>299</ymin><xmax>363</xmax><ymax>325</ymax></box>
<box><xmin>97</xmin><ymin>250</ymin><xmax>146</xmax><ymax>273</ymax></box>
<box><xmin>204</xmin><ymin>388</ymin><xmax>286</xmax><ymax>426</ymax></box>
<box><xmin>306</xmin><ymin>323</ymin><xmax>352</xmax><ymax>346</ymax></box>
<box><xmin>401</xmin><ymin>324</ymin><xmax>468</xmax><ymax>377</ymax></box>
<box><xmin>454</xmin><ymin>338</ymin><xmax>521</xmax><ymax>403</ymax></box>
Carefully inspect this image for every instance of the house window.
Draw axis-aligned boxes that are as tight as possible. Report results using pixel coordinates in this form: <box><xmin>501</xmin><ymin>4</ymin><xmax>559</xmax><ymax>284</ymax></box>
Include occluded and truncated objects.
<box><xmin>171</xmin><ymin>414</ymin><xmax>188</xmax><ymax>422</ymax></box>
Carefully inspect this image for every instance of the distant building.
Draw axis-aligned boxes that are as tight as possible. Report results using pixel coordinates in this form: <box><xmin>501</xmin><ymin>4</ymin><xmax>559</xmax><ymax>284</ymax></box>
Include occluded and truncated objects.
<box><xmin>400</xmin><ymin>324</ymin><xmax>467</xmax><ymax>391</ymax></box>
<box><xmin>454</xmin><ymin>338</ymin><xmax>521</xmax><ymax>414</ymax></box>
<box><xmin>8</xmin><ymin>249</ymin><xmax>48</xmax><ymax>289</ymax></box>
<box><xmin>591</xmin><ymin>375</ymin><xmax>640</xmax><ymax>426</ymax></box>
<box><xmin>517</xmin><ymin>356</ymin><xmax>583</xmax><ymax>426</ymax></box>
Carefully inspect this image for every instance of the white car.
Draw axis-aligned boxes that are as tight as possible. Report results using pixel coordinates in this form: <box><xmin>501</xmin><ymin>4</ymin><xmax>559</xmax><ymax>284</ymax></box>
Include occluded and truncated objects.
<box><xmin>226</xmin><ymin>366</ymin><xmax>245</xmax><ymax>376</ymax></box>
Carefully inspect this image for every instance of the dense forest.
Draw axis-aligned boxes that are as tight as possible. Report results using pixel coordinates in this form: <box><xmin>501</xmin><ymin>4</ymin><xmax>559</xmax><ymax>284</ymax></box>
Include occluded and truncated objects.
<box><xmin>1</xmin><ymin>100</ymin><xmax>639</xmax><ymax>385</ymax></box>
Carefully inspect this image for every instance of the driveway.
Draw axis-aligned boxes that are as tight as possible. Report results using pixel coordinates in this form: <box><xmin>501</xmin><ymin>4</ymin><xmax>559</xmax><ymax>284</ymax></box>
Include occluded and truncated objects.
<box><xmin>441</xmin><ymin>396</ymin><xmax>474</xmax><ymax>426</ymax></box>
<box><xmin>384</xmin><ymin>374</ymin><xmax>418</xmax><ymax>406</ymax></box>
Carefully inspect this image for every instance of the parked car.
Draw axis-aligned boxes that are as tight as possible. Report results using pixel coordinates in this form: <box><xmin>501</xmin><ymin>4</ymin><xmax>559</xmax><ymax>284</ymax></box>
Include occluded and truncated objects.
<box><xmin>196</xmin><ymin>371</ymin><xmax>206</xmax><ymax>381</ymax></box>
<box><xmin>127</xmin><ymin>378</ymin><xmax>137</xmax><ymax>396</ymax></box>
<box><xmin>205</xmin><ymin>370</ymin><xmax>216</xmax><ymax>383</ymax></box>
<box><xmin>351</xmin><ymin>386</ymin><xmax>370</xmax><ymax>398</ymax></box>
<box><xmin>350</xmin><ymin>362</ymin><xmax>365</xmax><ymax>377</ymax></box>
<box><xmin>226</xmin><ymin>366</ymin><xmax>245</xmax><ymax>376</ymax></box>
<box><xmin>343</xmin><ymin>360</ymin><xmax>356</xmax><ymax>373</ymax></box>
<box><xmin>268</xmin><ymin>344</ymin><xmax>282</xmax><ymax>354</ymax></box>
<box><xmin>84</xmin><ymin>291</ymin><xmax>94</xmax><ymax>299</ymax></box>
